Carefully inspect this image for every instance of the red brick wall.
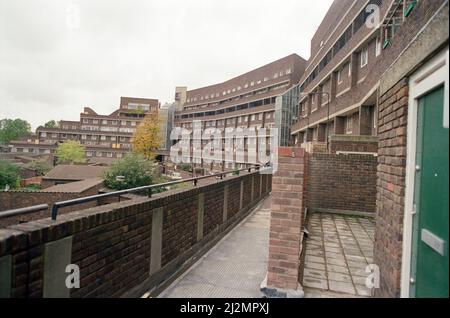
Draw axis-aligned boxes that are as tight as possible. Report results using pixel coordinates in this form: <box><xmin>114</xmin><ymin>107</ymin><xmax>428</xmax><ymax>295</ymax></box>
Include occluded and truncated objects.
<box><xmin>374</xmin><ymin>78</ymin><xmax>409</xmax><ymax>298</ymax></box>
<box><xmin>308</xmin><ymin>154</ymin><xmax>378</xmax><ymax>214</ymax></box>
<box><xmin>0</xmin><ymin>171</ymin><xmax>270</xmax><ymax>298</ymax></box>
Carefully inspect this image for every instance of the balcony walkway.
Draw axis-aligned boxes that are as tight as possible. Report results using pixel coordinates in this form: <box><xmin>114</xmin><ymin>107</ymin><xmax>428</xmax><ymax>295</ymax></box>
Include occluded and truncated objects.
<box><xmin>158</xmin><ymin>197</ymin><xmax>271</xmax><ymax>298</ymax></box>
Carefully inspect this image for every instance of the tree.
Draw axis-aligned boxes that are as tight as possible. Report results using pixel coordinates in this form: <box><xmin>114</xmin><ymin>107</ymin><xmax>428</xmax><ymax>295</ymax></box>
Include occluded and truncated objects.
<box><xmin>55</xmin><ymin>140</ymin><xmax>86</xmax><ymax>164</ymax></box>
<box><xmin>0</xmin><ymin>160</ymin><xmax>20</xmax><ymax>189</ymax></box>
<box><xmin>103</xmin><ymin>153</ymin><xmax>154</xmax><ymax>190</ymax></box>
<box><xmin>44</xmin><ymin>120</ymin><xmax>59</xmax><ymax>128</ymax></box>
<box><xmin>132</xmin><ymin>112</ymin><xmax>162</xmax><ymax>160</ymax></box>
<box><xmin>26</xmin><ymin>159</ymin><xmax>53</xmax><ymax>176</ymax></box>
<box><xmin>0</xmin><ymin>118</ymin><xmax>31</xmax><ymax>145</ymax></box>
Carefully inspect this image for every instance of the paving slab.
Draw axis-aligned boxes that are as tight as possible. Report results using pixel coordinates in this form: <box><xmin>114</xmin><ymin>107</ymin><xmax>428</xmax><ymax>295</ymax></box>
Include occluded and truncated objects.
<box><xmin>302</xmin><ymin>212</ymin><xmax>375</xmax><ymax>298</ymax></box>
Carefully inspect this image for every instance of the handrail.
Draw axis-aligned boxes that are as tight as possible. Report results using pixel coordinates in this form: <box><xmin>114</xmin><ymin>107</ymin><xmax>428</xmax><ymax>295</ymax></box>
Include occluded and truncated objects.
<box><xmin>49</xmin><ymin>165</ymin><xmax>264</xmax><ymax>221</ymax></box>
<box><xmin>0</xmin><ymin>204</ymin><xmax>49</xmax><ymax>219</ymax></box>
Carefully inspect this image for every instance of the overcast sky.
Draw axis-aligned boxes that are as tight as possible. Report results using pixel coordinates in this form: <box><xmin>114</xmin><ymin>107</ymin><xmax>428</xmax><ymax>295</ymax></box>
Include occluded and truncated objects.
<box><xmin>0</xmin><ymin>0</ymin><xmax>333</xmax><ymax>130</ymax></box>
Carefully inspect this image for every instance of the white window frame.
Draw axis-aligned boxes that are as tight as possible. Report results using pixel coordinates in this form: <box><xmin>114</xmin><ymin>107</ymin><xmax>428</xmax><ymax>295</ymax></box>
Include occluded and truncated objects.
<box><xmin>337</xmin><ymin>68</ymin><xmax>343</xmax><ymax>85</ymax></box>
<box><xmin>401</xmin><ymin>48</ymin><xmax>449</xmax><ymax>298</ymax></box>
<box><xmin>375</xmin><ymin>37</ymin><xmax>382</xmax><ymax>57</ymax></box>
<box><xmin>361</xmin><ymin>46</ymin><xmax>369</xmax><ymax>68</ymax></box>
<box><xmin>346</xmin><ymin>116</ymin><xmax>353</xmax><ymax>134</ymax></box>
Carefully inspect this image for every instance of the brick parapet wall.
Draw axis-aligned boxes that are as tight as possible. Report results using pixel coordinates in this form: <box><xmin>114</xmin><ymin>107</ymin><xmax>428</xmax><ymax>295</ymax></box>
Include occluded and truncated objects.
<box><xmin>374</xmin><ymin>78</ymin><xmax>409</xmax><ymax>298</ymax></box>
<box><xmin>307</xmin><ymin>153</ymin><xmax>378</xmax><ymax>214</ymax></box>
<box><xmin>0</xmin><ymin>170</ymin><xmax>271</xmax><ymax>298</ymax></box>
<box><xmin>329</xmin><ymin>135</ymin><xmax>379</xmax><ymax>154</ymax></box>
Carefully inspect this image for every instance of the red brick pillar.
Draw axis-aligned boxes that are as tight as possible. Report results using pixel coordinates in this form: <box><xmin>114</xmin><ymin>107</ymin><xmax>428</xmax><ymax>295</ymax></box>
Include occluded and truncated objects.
<box><xmin>261</xmin><ymin>147</ymin><xmax>306</xmax><ymax>298</ymax></box>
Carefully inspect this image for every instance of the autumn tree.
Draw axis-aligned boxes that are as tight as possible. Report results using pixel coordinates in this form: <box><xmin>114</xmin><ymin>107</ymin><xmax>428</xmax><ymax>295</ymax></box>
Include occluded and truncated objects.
<box><xmin>55</xmin><ymin>140</ymin><xmax>86</xmax><ymax>164</ymax></box>
<box><xmin>132</xmin><ymin>112</ymin><xmax>162</xmax><ymax>160</ymax></box>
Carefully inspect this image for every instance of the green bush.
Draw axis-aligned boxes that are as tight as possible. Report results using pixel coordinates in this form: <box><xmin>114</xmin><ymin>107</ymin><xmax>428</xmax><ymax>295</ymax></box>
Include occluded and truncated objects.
<box><xmin>179</xmin><ymin>164</ymin><xmax>192</xmax><ymax>172</ymax></box>
<box><xmin>103</xmin><ymin>153</ymin><xmax>154</xmax><ymax>190</ymax></box>
<box><xmin>22</xmin><ymin>184</ymin><xmax>41</xmax><ymax>191</ymax></box>
<box><xmin>0</xmin><ymin>160</ymin><xmax>20</xmax><ymax>189</ymax></box>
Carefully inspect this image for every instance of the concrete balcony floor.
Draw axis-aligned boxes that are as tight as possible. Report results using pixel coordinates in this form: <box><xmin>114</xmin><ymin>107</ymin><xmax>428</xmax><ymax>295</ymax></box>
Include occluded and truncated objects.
<box><xmin>153</xmin><ymin>196</ymin><xmax>376</xmax><ymax>299</ymax></box>
<box><xmin>158</xmin><ymin>197</ymin><xmax>271</xmax><ymax>298</ymax></box>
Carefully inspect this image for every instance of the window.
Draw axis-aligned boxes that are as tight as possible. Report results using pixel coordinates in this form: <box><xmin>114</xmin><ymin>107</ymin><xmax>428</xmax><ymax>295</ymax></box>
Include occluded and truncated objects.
<box><xmin>93</xmin><ymin>119</ymin><xmax>98</xmax><ymax>124</ymax></box>
<box><xmin>361</xmin><ymin>47</ymin><xmax>368</xmax><ymax>67</ymax></box>
<box><xmin>266</xmin><ymin>113</ymin><xmax>271</xmax><ymax>119</ymax></box>
<box><xmin>41</xmin><ymin>132</ymin><xmax>47</xmax><ymax>137</ymax></box>
<box><xmin>101</xmin><ymin>135</ymin><xmax>106</xmax><ymax>141</ymax></box>
<box><xmin>112</xmin><ymin>121</ymin><xmax>117</xmax><ymax>125</ymax></box>
<box><xmin>83</xmin><ymin>118</ymin><xmax>88</xmax><ymax>123</ymax></box>
<box><xmin>258</xmin><ymin>113</ymin><xmax>263</xmax><ymax>120</ymax></box>
<box><xmin>346</xmin><ymin>116</ymin><xmax>353</xmax><ymax>134</ymax></box>
<box><xmin>102</xmin><ymin>120</ymin><xmax>107</xmax><ymax>125</ymax></box>
<box><xmin>86</xmin><ymin>151</ymin><xmax>92</xmax><ymax>157</ymax></box>
<box><xmin>337</xmin><ymin>68</ymin><xmax>343</xmax><ymax>84</ymax></box>
<box><xmin>375</xmin><ymin>37</ymin><xmax>382</xmax><ymax>57</ymax></box>
<box><xmin>251</xmin><ymin>114</ymin><xmax>256</xmax><ymax>121</ymax></box>
<box><xmin>81</xmin><ymin>134</ymin><xmax>87</xmax><ymax>140</ymax></box>
<box><xmin>131</xmin><ymin>121</ymin><xmax>136</xmax><ymax>126</ymax></box>
<box><xmin>107</xmin><ymin>152</ymin><xmax>113</xmax><ymax>158</ymax></box>
<box><xmin>313</xmin><ymin>128</ymin><xmax>318</xmax><ymax>141</ymax></box>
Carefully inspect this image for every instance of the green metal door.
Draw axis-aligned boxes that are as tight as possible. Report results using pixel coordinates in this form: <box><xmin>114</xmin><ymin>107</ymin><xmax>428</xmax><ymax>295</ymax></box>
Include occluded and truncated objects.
<box><xmin>410</xmin><ymin>85</ymin><xmax>449</xmax><ymax>298</ymax></box>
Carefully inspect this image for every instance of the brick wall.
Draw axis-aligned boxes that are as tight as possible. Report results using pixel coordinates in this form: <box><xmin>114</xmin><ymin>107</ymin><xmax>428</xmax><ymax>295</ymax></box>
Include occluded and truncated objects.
<box><xmin>308</xmin><ymin>153</ymin><xmax>378</xmax><ymax>214</ymax></box>
<box><xmin>0</xmin><ymin>187</ymin><xmax>101</xmax><ymax>228</ymax></box>
<box><xmin>373</xmin><ymin>0</ymin><xmax>449</xmax><ymax>298</ymax></box>
<box><xmin>0</xmin><ymin>170</ymin><xmax>271</xmax><ymax>298</ymax></box>
<box><xmin>373</xmin><ymin>78</ymin><xmax>409</xmax><ymax>298</ymax></box>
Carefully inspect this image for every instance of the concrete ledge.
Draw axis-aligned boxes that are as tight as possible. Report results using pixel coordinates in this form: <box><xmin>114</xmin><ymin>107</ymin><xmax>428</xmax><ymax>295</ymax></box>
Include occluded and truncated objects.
<box><xmin>329</xmin><ymin>135</ymin><xmax>379</xmax><ymax>143</ymax></box>
<box><xmin>313</xmin><ymin>208</ymin><xmax>375</xmax><ymax>218</ymax></box>
<box><xmin>260</xmin><ymin>275</ymin><xmax>304</xmax><ymax>298</ymax></box>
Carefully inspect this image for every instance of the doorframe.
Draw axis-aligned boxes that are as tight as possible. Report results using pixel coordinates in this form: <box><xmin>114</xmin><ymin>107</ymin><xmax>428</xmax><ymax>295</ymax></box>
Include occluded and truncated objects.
<box><xmin>400</xmin><ymin>47</ymin><xmax>449</xmax><ymax>298</ymax></box>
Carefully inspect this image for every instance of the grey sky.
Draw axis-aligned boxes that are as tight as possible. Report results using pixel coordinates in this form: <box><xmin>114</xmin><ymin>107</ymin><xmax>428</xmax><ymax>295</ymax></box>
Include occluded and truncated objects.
<box><xmin>0</xmin><ymin>0</ymin><xmax>333</xmax><ymax>130</ymax></box>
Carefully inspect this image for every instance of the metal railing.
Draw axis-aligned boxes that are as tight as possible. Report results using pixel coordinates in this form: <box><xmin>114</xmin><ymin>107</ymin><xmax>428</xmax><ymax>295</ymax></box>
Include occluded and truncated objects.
<box><xmin>0</xmin><ymin>165</ymin><xmax>265</xmax><ymax>222</ymax></box>
<box><xmin>0</xmin><ymin>204</ymin><xmax>49</xmax><ymax>219</ymax></box>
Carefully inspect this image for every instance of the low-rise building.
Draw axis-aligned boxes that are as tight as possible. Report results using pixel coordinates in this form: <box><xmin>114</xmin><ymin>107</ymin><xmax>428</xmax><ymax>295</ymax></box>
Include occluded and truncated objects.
<box><xmin>9</xmin><ymin>97</ymin><xmax>159</xmax><ymax>160</ymax></box>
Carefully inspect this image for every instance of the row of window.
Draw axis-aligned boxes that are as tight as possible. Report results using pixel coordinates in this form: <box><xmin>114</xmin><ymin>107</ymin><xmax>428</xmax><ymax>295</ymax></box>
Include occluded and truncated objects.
<box><xmin>86</xmin><ymin>151</ymin><xmax>124</xmax><ymax>158</ymax></box>
<box><xmin>80</xmin><ymin>134</ymin><xmax>130</xmax><ymax>142</ymax></box>
<box><xmin>301</xmin><ymin>0</ymin><xmax>383</xmax><ymax>91</ymax></box>
<box><xmin>186</xmin><ymin>69</ymin><xmax>292</xmax><ymax>104</ymax></box>
<box><xmin>81</xmin><ymin>118</ymin><xmax>139</xmax><ymax>126</ymax></box>
<box><xmin>181</xmin><ymin>112</ymin><xmax>275</xmax><ymax>129</ymax></box>
<box><xmin>12</xmin><ymin>148</ymin><xmax>51</xmax><ymax>154</ymax></box>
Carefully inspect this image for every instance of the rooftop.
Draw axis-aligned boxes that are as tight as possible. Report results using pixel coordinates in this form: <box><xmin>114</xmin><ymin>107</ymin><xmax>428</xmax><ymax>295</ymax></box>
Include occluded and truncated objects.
<box><xmin>43</xmin><ymin>164</ymin><xmax>106</xmax><ymax>181</ymax></box>
<box><xmin>41</xmin><ymin>177</ymin><xmax>104</xmax><ymax>193</ymax></box>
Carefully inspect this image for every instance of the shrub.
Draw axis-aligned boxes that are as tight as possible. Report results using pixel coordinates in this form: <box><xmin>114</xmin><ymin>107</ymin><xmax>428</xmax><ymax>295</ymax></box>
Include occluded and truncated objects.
<box><xmin>0</xmin><ymin>160</ymin><xmax>20</xmax><ymax>189</ymax></box>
